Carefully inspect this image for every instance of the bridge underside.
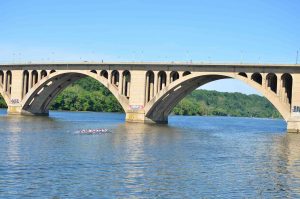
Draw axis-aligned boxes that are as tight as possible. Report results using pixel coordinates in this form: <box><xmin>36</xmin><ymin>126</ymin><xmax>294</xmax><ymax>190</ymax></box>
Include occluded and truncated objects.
<box><xmin>10</xmin><ymin>73</ymin><xmax>85</xmax><ymax>116</ymax></box>
<box><xmin>25</xmin><ymin>73</ymin><xmax>84</xmax><ymax>116</ymax></box>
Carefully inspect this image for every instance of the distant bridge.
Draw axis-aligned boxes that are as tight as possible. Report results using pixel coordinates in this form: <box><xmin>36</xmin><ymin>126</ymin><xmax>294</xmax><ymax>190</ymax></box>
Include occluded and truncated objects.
<box><xmin>0</xmin><ymin>62</ymin><xmax>300</xmax><ymax>132</ymax></box>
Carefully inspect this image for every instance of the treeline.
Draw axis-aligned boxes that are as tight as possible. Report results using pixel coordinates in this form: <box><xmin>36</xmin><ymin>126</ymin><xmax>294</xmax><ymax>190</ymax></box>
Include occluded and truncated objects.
<box><xmin>173</xmin><ymin>90</ymin><xmax>281</xmax><ymax>118</ymax></box>
<box><xmin>0</xmin><ymin>77</ymin><xmax>281</xmax><ymax>118</ymax></box>
<box><xmin>50</xmin><ymin>78</ymin><xmax>123</xmax><ymax>112</ymax></box>
<box><xmin>0</xmin><ymin>97</ymin><xmax>6</xmax><ymax>108</ymax></box>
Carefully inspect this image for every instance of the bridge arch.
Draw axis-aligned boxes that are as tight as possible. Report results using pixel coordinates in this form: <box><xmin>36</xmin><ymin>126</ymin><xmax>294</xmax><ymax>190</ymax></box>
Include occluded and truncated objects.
<box><xmin>5</xmin><ymin>71</ymin><xmax>12</xmax><ymax>94</ymax></box>
<box><xmin>111</xmin><ymin>70</ymin><xmax>120</xmax><ymax>87</ymax></box>
<box><xmin>100</xmin><ymin>70</ymin><xmax>108</xmax><ymax>79</ymax></box>
<box><xmin>170</xmin><ymin>71</ymin><xmax>179</xmax><ymax>83</ymax></box>
<box><xmin>266</xmin><ymin>73</ymin><xmax>277</xmax><ymax>93</ymax></box>
<box><xmin>22</xmin><ymin>70</ymin><xmax>30</xmax><ymax>97</ymax></box>
<box><xmin>238</xmin><ymin>72</ymin><xmax>247</xmax><ymax>78</ymax></box>
<box><xmin>145</xmin><ymin>71</ymin><xmax>155</xmax><ymax>103</ymax></box>
<box><xmin>251</xmin><ymin>72</ymin><xmax>262</xmax><ymax>85</ymax></box>
<box><xmin>144</xmin><ymin>72</ymin><xmax>291</xmax><ymax>123</ymax></box>
<box><xmin>20</xmin><ymin>70</ymin><xmax>129</xmax><ymax>116</ymax></box>
<box><xmin>157</xmin><ymin>71</ymin><xmax>167</xmax><ymax>91</ymax></box>
<box><xmin>41</xmin><ymin>70</ymin><xmax>47</xmax><ymax>79</ymax></box>
<box><xmin>31</xmin><ymin>70</ymin><xmax>39</xmax><ymax>88</ymax></box>
<box><xmin>183</xmin><ymin>71</ymin><xmax>191</xmax><ymax>77</ymax></box>
<box><xmin>281</xmin><ymin>73</ymin><xmax>293</xmax><ymax>104</ymax></box>
<box><xmin>122</xmin><ymin>70</ymin><xmax>131</xmax><ymax>98</ymax></box>
<box><xmin>0</xmin><ymin>70</ymin><xmax>4</xmax><ymax>84</ymax></box>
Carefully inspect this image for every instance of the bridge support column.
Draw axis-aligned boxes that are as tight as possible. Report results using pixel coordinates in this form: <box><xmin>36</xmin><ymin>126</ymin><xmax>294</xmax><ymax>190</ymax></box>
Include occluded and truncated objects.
<box><xmin>7</xmin><ymin>70</ymin><xmax>24</xmax><ymax>115</ymax></box>
<box><xmin>7</xmin><ymin>105</ymin><xmax>23</xmax><ymax>115</ymax></box>
<box><xmin>125</xmin><ymin>70</ymin><xmax>163</xmax><ymax>124</ymax></box>
<box><xmin>125</xmin><ymin>110</ymin><xmax>168</xmax><ymax>124</ymax></box>
<box><xmin>126</xmin><ymin>110</ymin><xmax>146</xmax><ymax>123</ymax></box>
<box><xmin>288</xmin><ymin>74</ymin><xmax>300</xmax><ymax>133</ymax></box>
<box><xmin>287</xmin><ymin>119</ymin><xmax>300</xmax><ymax>133</ymax></box>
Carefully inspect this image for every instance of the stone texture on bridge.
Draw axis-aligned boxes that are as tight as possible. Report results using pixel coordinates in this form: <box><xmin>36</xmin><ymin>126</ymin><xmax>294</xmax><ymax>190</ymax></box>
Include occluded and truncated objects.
<box><xmin>0</xmin><ymin>62</ymin><xmax>300</xmax><ymax>133</ymax></box>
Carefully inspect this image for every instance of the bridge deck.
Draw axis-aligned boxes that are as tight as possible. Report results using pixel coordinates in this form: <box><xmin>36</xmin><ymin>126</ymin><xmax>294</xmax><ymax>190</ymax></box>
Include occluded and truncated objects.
<box><xmin>0</xmin><ymin>62</ymin><xmax>299</xmax><ymax>68</ymax></box>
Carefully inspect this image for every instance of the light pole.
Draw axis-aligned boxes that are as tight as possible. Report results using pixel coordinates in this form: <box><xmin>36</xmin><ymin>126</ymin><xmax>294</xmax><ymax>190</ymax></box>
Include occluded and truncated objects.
<box><xmin>296</xmin><ymin>50</ymin><xmax>299</xmax><ymax>64</ymax></box>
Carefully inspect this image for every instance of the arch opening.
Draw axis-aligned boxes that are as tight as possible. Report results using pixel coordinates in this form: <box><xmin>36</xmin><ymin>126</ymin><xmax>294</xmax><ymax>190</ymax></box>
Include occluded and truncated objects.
<box><xmin>266</xmin><ymin>73</ymin><xmax>277</xmax><ymax>93</ymax></box>
<box><xmin>170</xmin><ymin>71</ymin><xmax>179</xmax><ymax>83</ymax></box>
<box><xmin>0</xmin><ymin>70</ymin><xmax>4</xmax><ymax>85</ymax></box>
<box><xmin>145</xmin><ymin>74</ymin><xmax>287</xmax><ymax>123</ymax></box>
<box><xmin>22</xmin><ymin>70</ymin><xmax>30</xmax><ymax>97</ymax></box>
<box><xmin>238</xmin><ymin>72</ymin><xmax>247</xmax><ymax>78</ymax></box>
<box><xmin>183</xmin><ymin>71</ymin><xmax>191</xmax><ymax>77</ymax></box>
<box><xmin>22</xmin><ymin>72</ymin><xmax>128</xmax><ymax>116</ymax></box>
<box><xmin>282</xmin><ymin>73</ymin><xmax>292</xmax><ymax>105</ymax></box>
<box><xmin>157</xmin><ymin>71</ymin><xmax>167</xmax><ymax>91</ymax></box>
<box><xmin>145</xmin><ymin>71</ymin><xmax>155</xmax><ymax>102</ymax></box>
<box><xmin>0</xmin><ymin>71</ymin><xmax>8</xmax><ymax>108</ymax></box>
<box><xmin>122</xmin><ymin>70</ymin><xmax>131</xmax><ymax>98</ymax></box>
<box><xmin>41</xmin><ymin>70</ymin><xmax>47</xmax><ymax>79</ymax></box>
<box><xmin>50</xmin><ymin>70</ymin><xmax>56</xmax><ymax>74</ymax></box>
<box><xmin>251</xmin><ymin>73</ymin><xmax>262</xmax><ymax>85</ymax></box>
<box><xmin>100</xmin><ymin>70</ymin><xmax>108</xmax><ymax>79</ymax></box>
<box><xmin>111</xmin><ymin>70</ymin><xmax>119</xmax><ymax>87</ymax></box>
<box><xmin>6</xmin><ymin>71</ymin><xmax>12</xmax><ymax>94</ymax></box>
<box><xmin>91</xmin><ymin>70</ymin><xmax>97</xmax><ymax>74</ymax></box>
<box><xmin>31</xmin><ymin>70</ymin><xmax>38</xmax><ymax>88</ymax></box>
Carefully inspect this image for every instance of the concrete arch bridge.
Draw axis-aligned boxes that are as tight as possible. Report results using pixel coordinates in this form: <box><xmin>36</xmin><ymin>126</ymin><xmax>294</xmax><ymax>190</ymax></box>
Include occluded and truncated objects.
<box><xmin>0</xmin><ymin>62</ymin><xmax>299</xmax><ymax>132</ymax></box>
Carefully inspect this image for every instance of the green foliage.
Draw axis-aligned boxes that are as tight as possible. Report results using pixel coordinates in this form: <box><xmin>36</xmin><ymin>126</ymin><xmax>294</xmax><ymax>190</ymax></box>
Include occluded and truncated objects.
<box><xmin>0</xmin><ymin>96</ymin><xmax>6</xmax><ymax>108</ymax></box>
<box><xmin>49</xmin><ymin>78</ymin><xmax>123</xmax><ymax>112</ymax></box>
<box><xmin>172</xmin><ymin>90</ymin><xmax>281</xmax><ymax>118</ymax></box>
<box><xmin>0</xmin><ymin>77</ymin><xmax>281</xmax><ymax>118</ymax></box>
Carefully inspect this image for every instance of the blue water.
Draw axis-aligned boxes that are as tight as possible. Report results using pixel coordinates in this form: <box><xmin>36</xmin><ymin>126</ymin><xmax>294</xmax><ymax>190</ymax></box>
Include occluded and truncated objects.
<box><xmin>1</xmin><ymin>109</ymin><xmax>300</xmax><ymax>198</ymax></box>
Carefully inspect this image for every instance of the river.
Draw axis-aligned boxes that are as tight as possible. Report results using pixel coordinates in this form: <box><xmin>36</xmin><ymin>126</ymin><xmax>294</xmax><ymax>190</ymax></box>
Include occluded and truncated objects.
<box><xmin>0</xmin><ymin>109</ymin><xmax>300</xmax><ymax>198</ymax></box>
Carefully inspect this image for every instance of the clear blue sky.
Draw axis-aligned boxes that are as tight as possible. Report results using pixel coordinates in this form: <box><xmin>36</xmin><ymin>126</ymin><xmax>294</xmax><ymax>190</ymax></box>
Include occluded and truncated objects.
<box><xmin>0</xmin><ymin>0</ymin><xmax>299</xmax><ymax>94</ymax></box>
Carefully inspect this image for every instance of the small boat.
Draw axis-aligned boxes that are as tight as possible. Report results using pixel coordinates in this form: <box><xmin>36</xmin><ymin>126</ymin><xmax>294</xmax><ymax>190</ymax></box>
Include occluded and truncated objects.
<box><xmin>78</xmin><ymin>128</ymin><xmax>111</xmax><ymax>134</ymax></box>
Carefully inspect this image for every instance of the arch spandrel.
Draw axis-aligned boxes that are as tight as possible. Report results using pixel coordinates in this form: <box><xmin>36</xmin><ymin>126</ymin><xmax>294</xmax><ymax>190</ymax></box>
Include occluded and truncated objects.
<box><xmin>20</xmin><ymin>70</ymin><xmax>129</xmax><ymax>115</ymax></box>
<box><xmin>144</xmin><ymin>72</ymin><xmax>291</xmax><ymax>122</ymax></box>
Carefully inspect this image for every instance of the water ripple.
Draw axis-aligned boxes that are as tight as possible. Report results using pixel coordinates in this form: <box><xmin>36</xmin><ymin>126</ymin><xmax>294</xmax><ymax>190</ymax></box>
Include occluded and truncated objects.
<box><xmin>0</xmin><ymin>110</ymin><xmax>300</xmax><ymax>198</ymax></box>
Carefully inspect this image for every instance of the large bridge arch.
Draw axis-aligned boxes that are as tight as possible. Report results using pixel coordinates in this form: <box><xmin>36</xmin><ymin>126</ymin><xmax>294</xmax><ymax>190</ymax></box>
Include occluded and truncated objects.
<box><xmin>144</xmin><ymin>72</ymin><xmax>291</xmax><ymax>123</ymax></box>
<box><xmin>20</xmin><ymin>70</ymin><xmax>130</xmax><ymax>115</ymax></box>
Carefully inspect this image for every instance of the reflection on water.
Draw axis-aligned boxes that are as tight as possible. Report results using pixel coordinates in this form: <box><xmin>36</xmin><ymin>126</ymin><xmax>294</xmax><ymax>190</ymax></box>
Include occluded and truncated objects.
<box><xmin>120</xmin><ymin>124</ymin><xmax>146</xmax><ymax>195</ymax></box>
<box><xmin>284</xmin><ymin>134</ymin><xmax>300</xmax><ymax>197</ymax></box>
<box><xmin>7</xmin><ymin>126</ymin><xmax>21</xmax><ymax>167</ymax></box>
<box><xmin>0</xmin><ymin>110</ymin><xmax>300</xmax><ymax>198</ymax></box>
